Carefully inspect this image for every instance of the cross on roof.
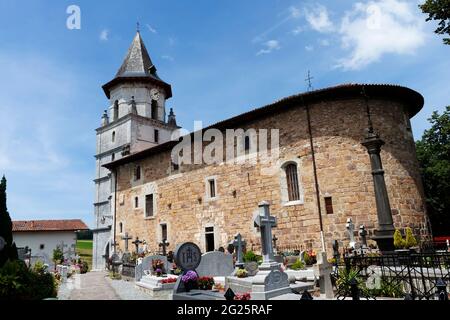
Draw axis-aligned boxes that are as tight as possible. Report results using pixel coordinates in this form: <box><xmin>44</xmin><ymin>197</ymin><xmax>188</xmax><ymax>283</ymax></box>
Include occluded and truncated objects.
<box><xmin>136</xmin><ymin>21</ymin><xmax>140</xmax><ymax>33</ymax></box>
<box><xmin>305</xmin><ymin>70</ymin><xmax>314</xmax><ymax>92</ymax></box>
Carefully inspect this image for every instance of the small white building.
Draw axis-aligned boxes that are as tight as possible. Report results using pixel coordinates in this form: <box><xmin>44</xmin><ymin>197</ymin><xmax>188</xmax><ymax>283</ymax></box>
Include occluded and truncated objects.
<box><xmin>12</xmin><ymin>219</ymin><xmax>89</xmax><ymax>268</ymax></box>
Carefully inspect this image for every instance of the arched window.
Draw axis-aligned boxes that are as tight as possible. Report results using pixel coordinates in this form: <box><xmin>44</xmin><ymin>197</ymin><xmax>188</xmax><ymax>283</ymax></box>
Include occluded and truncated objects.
<box><xmin>285</xmin><ymin>163</ymin><xmax>300</xmax><ymax>201</ymax></box>
<box><xmin>244</xmin><ymin>135</ymin><xmax>251</xmax><ymax>152</ymax></box>
<box><xmin>151</xmin><ymin>100</ymin><xmax>158</xmax><ymax>120</ymax></box>
<box><xmin>119</xmin><ymin>222</ymin><xmax>123</xmax><ymax>233</ymax></box>
<box><xmin>135</xmin><ymin>197</ymin><xmax>139</xmax><ymax>208</ymax></box>
<box><xmin>134</xmin><ymin>165</ymin><xmax>141</xmax><ymax>181</ymax></box>
<box><xmin>112</xmin><ymin>131</ymin><xmax>116</xmax><ymax>142</ymax></box>
<box><xmin>113</xmin><ymin>101</ymin><xmax>119</xmax><ymax>121</ymax></box>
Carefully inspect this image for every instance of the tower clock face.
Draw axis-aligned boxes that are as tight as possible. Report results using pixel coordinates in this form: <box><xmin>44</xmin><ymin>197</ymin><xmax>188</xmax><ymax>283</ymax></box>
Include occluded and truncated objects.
<box><xmin>150</xmin><ymin>89</ymin><xmax>160</xmax><ymax>101</ymax></box>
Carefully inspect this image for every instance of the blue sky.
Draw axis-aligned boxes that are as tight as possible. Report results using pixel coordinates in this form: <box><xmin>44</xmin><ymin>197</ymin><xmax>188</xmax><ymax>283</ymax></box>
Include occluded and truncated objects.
<box><xmin>0</xmin><ymin>0</ymin><xmax>448</xmax><ymax>228</ymax></box>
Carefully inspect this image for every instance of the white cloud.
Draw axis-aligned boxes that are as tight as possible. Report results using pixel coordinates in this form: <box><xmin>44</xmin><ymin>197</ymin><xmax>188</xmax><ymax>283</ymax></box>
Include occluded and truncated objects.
<box><xmin>337</xmin><ymin>0</ymin><xmax>426</xmax><ymax>70</ymax></box>
<box><xmin>146</xmin><ymin>24</ymin><xmax>157</xmax><ymax>34</ymax></box>
<box><xmin>161</xmin><ymin>55</ymin><xmax>174</xmax><ymax>61</ymax></box>
<box><xmin>319</xmin><ymin>39</ymin><xmax>330</xmax><ymax>46</ymax></box>
<box><xmin>305</xmin><ymin>45</ymin><xmax>314</xmax><ymax>51</ymax></box>
<box><xmin>256</xmin><ymin>40</ymin><xmax>281</xmax><ymax>55</ymax></box>
<box><xmin>291</xmin><ymin>26</ymin><xmax>303</xmax><ymax>35</ymax></box>
<box><xmin>289</xmin><ymin>6</ymin><xmax>301</xmax><ymax>18</ymax></box>
<box><xmin>304</xmin><ymin>4</ymin><xmax>333</xmax><ymax>33</ymax></box>
<box><xmin>100</xmin><ymin>29</ymin><xmax>109</xmax><ymax>41</ymax></box>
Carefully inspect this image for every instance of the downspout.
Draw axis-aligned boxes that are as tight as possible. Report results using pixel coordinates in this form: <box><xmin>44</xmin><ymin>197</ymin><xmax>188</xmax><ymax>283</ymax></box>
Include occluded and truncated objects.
<box><xmin>113</xmin><ymin>167</ymin><xmax>118</xmax><ymax>254</ymax></box>
<box><xmin>303</xmin><ymin>97</ymin><xmax>326</xmax><ymax>252</ymax></box>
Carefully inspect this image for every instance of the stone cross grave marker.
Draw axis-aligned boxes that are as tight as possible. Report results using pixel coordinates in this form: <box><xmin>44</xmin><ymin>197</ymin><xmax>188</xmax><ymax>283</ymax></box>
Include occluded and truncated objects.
<box><xmin>254</xmin><ymin>201</ymin><xmax>277</xmax><ymax>264</ymax></box>
<box><xmin>132</xmin><ymin>237</ymin><xmax>143</xmax><ymax>254</ymax></box>
<box><xmin>232</xmin><ymin>233</ymin><xmax>246</xmax><ymax>268</ymax></box>
<box><xmin>313</xmin><ymin>252</ymin><xmax>334</xmax><ymax>299</ymax></box>
<box><xmin>111</xmin><ymin>240</ymin><xmax>119</xmax><ymax>254</ymax></box>
<box><xmin>122</xmin><ymin>232</ymin><xmax>132</xmax><ymax>252</ymax></box>
<box><xmin>272</xmin><ymin>235</ymin><xmax>278</xmax><ymax>255</ymax></box>
<box><xmin>159</xmin><ymin>239</ymin><xmax>170</xmax><ymax>256</ymax></box>
<box><xmin>359</xmin><ymin>225</ymin><xmax>368</xmax><ymax>248</ymax></box>
<box><xmin>346</xmin><ymin>218</ymin><xmax>356</xmax><ymax>249</ymax></box>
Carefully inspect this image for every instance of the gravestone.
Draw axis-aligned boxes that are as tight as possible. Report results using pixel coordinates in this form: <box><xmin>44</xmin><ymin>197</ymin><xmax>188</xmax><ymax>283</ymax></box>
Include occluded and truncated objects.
<box><xmin>244</xmin><ymin>261</ymin><xmax>259</xmax><ymax>276</ymax></box>
<box><xmin>196</xmin><ymin>251</ymin><xmax>234</xmax><ymax>277</ymax></box>
<box><xmin>135</xmin><ymin>254</ymin><xmax>169</xmax><ymax>282</ymax></box>
<box><xmin>173</xmin><ymin>242</ymin><xmax>202</xmax><ymax>296</ymax></box>
<box><xmin>251</xmin><ymin>202</ymin><xmax>291</xmax><ymax>300</ymax></box>
<box><xmin>346</xmin><ymin>218</ymin><xmax>356</xmax><ymax>249</ymax></box>
<box><xmin>313</xmin><ymin>251</ymin><xmax>334</xmax><ymax>299</ymax></box>
<box><xmin>232</xmin><ymin>233</ymin><xmax>246</xmax><ymax>269</ymax></box>
<box><xmin>122</xmin><ymin>232</ymin><xmax>132</xmax><ymax>252</ymax></box>
<box><xmin>132</xmin><ymin>237</ymin><xmax>142</xmax><ymax>254</ymax></box>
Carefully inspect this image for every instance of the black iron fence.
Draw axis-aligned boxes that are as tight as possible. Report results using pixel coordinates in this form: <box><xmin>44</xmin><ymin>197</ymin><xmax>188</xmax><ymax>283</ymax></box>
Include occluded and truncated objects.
<box><xmin>332</xmin><ymin>251</ymin><xmax>450</xmax><ymax>300</ymax></box>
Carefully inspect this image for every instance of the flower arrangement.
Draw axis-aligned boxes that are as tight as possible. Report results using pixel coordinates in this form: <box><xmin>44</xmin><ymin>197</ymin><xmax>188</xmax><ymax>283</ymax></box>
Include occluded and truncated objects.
<box><xmin>152</xmin><ymin>259</ymin><xmax>165</xmax><ymax>275</ymax></box>
<box><xmin>236</xmin><ymin>268</ymin><xmax>248</xmax><ymax>278</ymax></box>
<box><xmin>161</xmin><ymin>277</ymin><xmax>177</xmax><ymax>284</ymax></box>
<box><xmin>234</xmin><ymin>292</ymin><xmax>251</xmax><ymax>300</ymax></box>
<box><xmin>197</xmin><ymin>276</ymin><xmax>215</xmax><ymax>290</ymax></box>
<box><xmin>181</xmin><ymin>270</ymin><xmax>198</xmax><ymax>283</ymax></box>
<box><xmin>213</xmin><ymin>283</ymin><xmax>225</xmax><ymax>292</ymax></box>
<box><xmin>303</xmin><ymin>250</ymin><xmax>317</xmax><ymax>265</ymax></box>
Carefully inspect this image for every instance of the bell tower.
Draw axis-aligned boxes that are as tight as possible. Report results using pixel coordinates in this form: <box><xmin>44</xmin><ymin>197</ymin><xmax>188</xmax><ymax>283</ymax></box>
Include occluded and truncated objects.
<box><xmin>92</xmin><ymin>31</ymin><xmax>178</xmax><ymax>270</ymax></box>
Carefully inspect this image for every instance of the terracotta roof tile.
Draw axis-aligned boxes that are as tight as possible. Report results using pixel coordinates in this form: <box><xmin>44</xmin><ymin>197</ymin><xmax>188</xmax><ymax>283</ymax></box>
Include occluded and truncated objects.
<box><xmin>12</xmin><ymin>219</ymin><xmax>89</xmax><ymax>232</ymax></box>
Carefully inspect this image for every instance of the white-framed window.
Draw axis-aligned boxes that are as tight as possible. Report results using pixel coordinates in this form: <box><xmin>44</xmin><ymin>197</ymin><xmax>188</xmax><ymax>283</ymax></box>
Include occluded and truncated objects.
<box><xmin>280</xmin><ymin>160</ymin><xmax>304</xmax><ymax>206</ymax></box>
<box><xmin>145</xmin><ymin>194</ymin><xmax>154</xmax><ymax>218</ymax></box>
<box><xmin>205</xmin><ymin>176</ymin><xmax>218</xmax><ymax>200</ymax></box>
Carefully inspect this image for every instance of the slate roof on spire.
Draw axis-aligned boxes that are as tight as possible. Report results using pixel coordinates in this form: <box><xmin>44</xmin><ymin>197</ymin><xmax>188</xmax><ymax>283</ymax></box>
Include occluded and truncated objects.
<box><xmin>102</xmin><ymin>31</ymin><xmax>172</xmax><ymax>99</ymax></box>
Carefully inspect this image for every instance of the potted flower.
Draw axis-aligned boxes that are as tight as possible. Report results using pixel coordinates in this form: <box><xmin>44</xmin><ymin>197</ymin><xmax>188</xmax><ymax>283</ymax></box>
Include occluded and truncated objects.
<box><xmin>404</xmin><ymin>227</ymin><xmax>418</xmax><ymax>253</ymax></box>
<box><xmin>394</xmin><ymin>229</ymin><xmax>410</xmax><ymax>254</ymax></box>
<box><xmin>152</xmin><ymin>259</ymin><xmax>165</xmax><ymax>276</ymax></box>
<box><xmin>236</xmin><ymin>268</ymin><xmax>248</xmax><ymax>278</ymax></box>
<box><xmin>155</xmin><ymin>268</ymin><xmax>163</xmax><ymax>277</ymax></box>
<box><xmin>197</xmin><ymin>276</ymin><xmax>215</xmax><ymax>290</ymax></box>
<box><xmin>181</xmin><ymin>270</ymin><xmax>198</xmax><ymax>292</ymax></box>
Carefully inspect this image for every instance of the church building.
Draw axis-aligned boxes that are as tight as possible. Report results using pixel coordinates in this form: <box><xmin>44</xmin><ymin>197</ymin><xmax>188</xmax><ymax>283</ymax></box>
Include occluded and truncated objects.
<box><xmin>94</xmin><ymin>31</ymin><xmax>431</xmax><ymax>265</ymax></box>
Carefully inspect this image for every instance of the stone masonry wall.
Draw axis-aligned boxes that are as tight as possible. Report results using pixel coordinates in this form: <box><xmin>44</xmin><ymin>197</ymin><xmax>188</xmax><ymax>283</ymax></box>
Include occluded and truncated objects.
<box><xmin>114</xmin><ymin>97</ymin><xmax>430</xmax><ymax>256</ymax></box>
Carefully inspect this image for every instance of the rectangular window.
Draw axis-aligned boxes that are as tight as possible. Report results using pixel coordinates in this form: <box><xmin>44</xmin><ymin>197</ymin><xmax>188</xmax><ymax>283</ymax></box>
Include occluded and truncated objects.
<box><xmin>285</xmin><ymin>164</ymin><xmax>300</xmax><ymax>201</ymax></box>
<box><xmin>205</xmin><ymin>227</ymin><xmax>215</xmax><ymax>252</ymax></box>
<box><xmin>161</xmin><ymin>224</ymin><xmax>168</xmax><ymax>241</ymax></box>
<box><xmin>145</xmin><ymin>194</ymin><xmax>154</xmax><ymax>217</ymax></box>
<box><xmin>154</xmin><ymin>129</ymin><xmax>159</xmax><ymax>143</ymax></box>
<box><xmin>135</xmin><ymin>197</ymin><xmax>139</xmax><ymax>208</ymax></box>
<box><xmin>208</xmin><ymin>179</ymin><xmax>216</xmax><ymax>198</ymax></box>
<box><xmin>325</xmin><ymin>197</ymin><xmax>334</xmax><ymax>214</ymax></box>
<box><xmin>244</xmin><ymin>135</ymin><xmax>250</xmax><ymax>151</ymax></box>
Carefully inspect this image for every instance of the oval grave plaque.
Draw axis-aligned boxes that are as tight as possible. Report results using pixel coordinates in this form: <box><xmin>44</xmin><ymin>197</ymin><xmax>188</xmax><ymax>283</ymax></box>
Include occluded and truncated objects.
<box><xmin>174</xmin><ymin>242</ymin><xmax>202</xmax><ymax>271</ymax></box>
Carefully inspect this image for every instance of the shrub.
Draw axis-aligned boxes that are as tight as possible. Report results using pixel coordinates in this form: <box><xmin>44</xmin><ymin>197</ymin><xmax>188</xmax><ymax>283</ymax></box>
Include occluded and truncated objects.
<box><xmin>0</xmin><ymin>260</ymin><xmax>57</xmax><ymax>300</ymax></box>
<box><xmin>368</xmin><ymin>278</ymin><xmax>405</xmax><ymax>298</ymax></box>
<box><xmin>236</xmin><ymin>268</ymin><xmax>248</xmax><ymax>278</ymax></box>
<box><xmin>290</xmin><ymin>259</ymin><xmax>305</xmax><ymax>270</ymax></box>
<box><xmin>52</xmin><ymin>247</ymin><xmax>64</xmax><ymax>269</ymax></box>
<box><xmin>404</xmin><ymin>227</ymin><xmax>418</xmax><ymax>248</ymax></box>
<box><xmin>197</xmin><ymin>276</ymin><xmax>215</xmax><ymax>290</ymax></box>
<box><xmin>243</xmin><ymin>251</ymin><xmax>258</xmax><ymax>263</ymax></box>
<box><xmin>393</xmin><ymin>229</ymin><xmax>405</xmax><ymax>249</ymax></box>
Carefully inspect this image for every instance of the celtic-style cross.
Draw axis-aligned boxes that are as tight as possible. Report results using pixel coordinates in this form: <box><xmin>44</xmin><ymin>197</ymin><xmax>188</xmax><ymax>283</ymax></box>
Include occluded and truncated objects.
<box><xmin>254</xmin><ymin>201</ymin><xmax>277</xmax><ymax>263</ymax></box>
<box><xmin>159</xmin><ymin>239</ymin><xmax>170</xmax><ymax>256</ymax></box>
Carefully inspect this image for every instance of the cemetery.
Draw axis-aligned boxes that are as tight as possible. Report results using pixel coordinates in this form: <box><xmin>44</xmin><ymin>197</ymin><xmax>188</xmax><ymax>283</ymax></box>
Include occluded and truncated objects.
<box><xmin>91</xmin><ymin>201</ymin><xmax>450</xmax><ymax>301</ymax></box>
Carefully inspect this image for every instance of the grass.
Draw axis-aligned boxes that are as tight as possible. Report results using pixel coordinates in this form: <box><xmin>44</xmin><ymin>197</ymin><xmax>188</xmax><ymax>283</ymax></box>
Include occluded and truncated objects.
<box><xmin>76</xmin><ymin>240</ymin><xmax>93</xmax><ymax>270</ymax></box>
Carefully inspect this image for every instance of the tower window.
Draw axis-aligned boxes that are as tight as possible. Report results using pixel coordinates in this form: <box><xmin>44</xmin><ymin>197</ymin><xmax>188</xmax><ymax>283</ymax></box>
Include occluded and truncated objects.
<box><xmin>113</xmin><ymin>101</ymin><xmax>119</xmax><ymax>121</ymax></box>
<box><xmin>134</xmin><ymin>165</ymin><xmax>141</xmax><ymax>181</ymax></box>
<box><xmin>154</xmin><ymin>129</ymin><xmax>159</xmax><ymax>143</ymax></box>
<box><xmin>111</xmin><ymin>153</ymin><xmax>115</xmax><ymax>162</ymax></box>
<box><xmin>285</xmin><ymin>163</ymin><xmax>300</xmax><ymax>201</ymax></box>
<box><xmin>325</xmin><ymin>197</ymin><xmax>334</xmax><ymax>215</ymax></box>
<box><xmin>134</xmin><ymin>197</ymin><xmax>139</xmax><ymax>208</ymax></box>
<box><xmin>119</xmin><ymin>222</ymin><xmax>123</xmax><ymax>233</ymax></box>
<box><xmin>145</xmin><ymin>194</ymin><xmax>154</xmax><ymax>218</ymax></box>
<box><xmin>112</xmin><ymin>131</ymin><xmax>116</xmax><ymax>142</ymax></box>
<box><xmin>151</xmin><ymin>100</ymin><xmax>158</xmax><ymax>120</ymax></box>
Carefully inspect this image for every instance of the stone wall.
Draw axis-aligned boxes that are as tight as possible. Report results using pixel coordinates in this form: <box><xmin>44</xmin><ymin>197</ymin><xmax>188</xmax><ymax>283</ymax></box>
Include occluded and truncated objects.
<box><xmin>113</xmin><ymin>97</ymin><xmax>430</xmax><ymax>256</ymax></box>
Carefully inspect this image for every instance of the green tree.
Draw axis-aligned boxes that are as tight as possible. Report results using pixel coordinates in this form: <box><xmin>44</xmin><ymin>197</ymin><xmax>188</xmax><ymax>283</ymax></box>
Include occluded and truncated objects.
<box><xmin>419</xmin><ymin>0</ymin><xmax>450</xmax><ymax>45</ymax></box>
<box><xmin>0</xmin><ymin>176</ymin><xmax>16</xmax><ymax>267</ymax></box>
<box><xmin>416</xmin><ymin>107</ymin><xmax>450</xmax><ymax>235</ymax></box>
<box><xmin>52</xmin><ymin>246</ymin><xmax>64</xmax><ymax>270</ymax></box>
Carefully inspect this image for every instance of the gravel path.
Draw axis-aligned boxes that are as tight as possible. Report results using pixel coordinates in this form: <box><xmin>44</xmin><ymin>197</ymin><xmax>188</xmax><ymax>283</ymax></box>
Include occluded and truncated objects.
<box><xmin>106</xmin><ymin>277</ymin><xmax>156</xmax><ymax>300</ymax></box>
<box><xmin>69</xmin><ymin>271</ymin><xmax>120</xmax><ymax>300</ymax></box>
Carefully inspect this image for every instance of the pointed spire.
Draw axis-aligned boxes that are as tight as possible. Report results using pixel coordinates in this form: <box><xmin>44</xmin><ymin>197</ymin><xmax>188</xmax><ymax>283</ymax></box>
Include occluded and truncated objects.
<box><xmin>115</xmin><ymin>32</ymin><xmax>159</xmax><ymax>79</ymax></box>
<box><xmin>103</xmin><ymin>31</ymin><xmax>172</xmax><ymax>99</ymax></box>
